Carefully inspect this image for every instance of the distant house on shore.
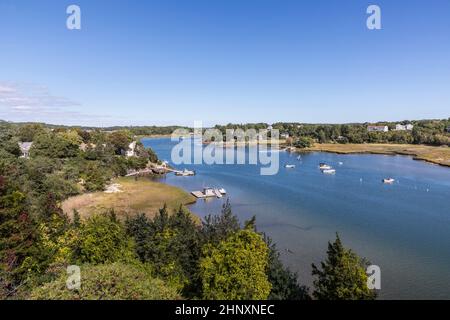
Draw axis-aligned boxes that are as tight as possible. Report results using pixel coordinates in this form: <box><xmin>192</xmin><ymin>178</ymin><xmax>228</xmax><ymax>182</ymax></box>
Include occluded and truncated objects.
<box><xmin>280</xmin><ymin>133</ymin><xmax>290</xmax><ymax>139</ymax></box>
<box><xmin>18</xmin><ymin>142</ymin><xmax>33</xmax><ymax>158</ymax></box>
<box><xmin>126</xmin><ymin>141</ymin><xmax>137</xmax><ymax>157</ymax></box>
<box><xmin>367</xmin><ymin>125</ymin><xmax>389</xmax><ymax>133</ymax></box>
<box><xmin>395</xmin><ymin>124</ymin><xmax>414</xmax><ymax>131</ymax></box>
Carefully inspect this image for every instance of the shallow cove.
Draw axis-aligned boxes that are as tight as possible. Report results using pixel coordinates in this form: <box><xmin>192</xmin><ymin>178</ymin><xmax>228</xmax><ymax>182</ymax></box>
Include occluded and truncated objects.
<box><xmin>143</xmin><ymin>137</ymin><xmax>450</xmax><ymax>299</ymax></box>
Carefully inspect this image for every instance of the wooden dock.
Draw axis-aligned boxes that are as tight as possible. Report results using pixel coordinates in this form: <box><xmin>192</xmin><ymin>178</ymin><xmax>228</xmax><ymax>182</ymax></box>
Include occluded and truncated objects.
<box><xmin>191</xmin><ymin>191</ymin><xmax>209</xmax><ymax>198</ymax></box>
<box><xmin>191</xmin><ymin>188</ymin><xmax>226</xmax><ymax>199</ymax></box>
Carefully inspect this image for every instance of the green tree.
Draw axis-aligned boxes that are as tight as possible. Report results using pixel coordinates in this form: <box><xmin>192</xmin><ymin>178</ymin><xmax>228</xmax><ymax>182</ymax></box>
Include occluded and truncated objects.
<box><xmin>108</xmin><ymin>130</ymin><xmax>132</xmax><ymax>155</ymax></box>
<box><xmin>199</xmin><ymin>228</ymin><xmax>271</xmax><ymax>300</ymax></box>
<box><xmin>293</xmin><ymin>136</ymin><xmax>313</xmax><ymax>149</ymax></box>
<box><xmin>31</xmin><ymin>132</ymin><xmax>80</xmax><ymax>158</ymax></box>
<box><xmin>200</xmin><ymin>200</ymin><xmax>240</xmax><ymax>244</ymax></box>
<box><xmin>0</xmin><ymin>176</ymin><xmax>40</xmax><ymax>298</ymax></box>
<box><xmin>17</xmin><ymin>124</ymin><xmax>46</xmax><ymax>142</ymax></box>
<box><xmin>30</xmin><ymin>263</ymin><xmax>179</xmax><ymax>300</ymax></box>
<box><xmin>311</xmin><ymin>234</ymin><xmax>376</xmax><ymax>300</ymax></box>
<box><xmin>78</xmin><ymin>213</ymin><xmax>136</xmax><ymax>264</ymax></box>
<box><xmin>126</xmin><ymin>205</ymin><xmax>201</xmax><ymax>295</ymax></box>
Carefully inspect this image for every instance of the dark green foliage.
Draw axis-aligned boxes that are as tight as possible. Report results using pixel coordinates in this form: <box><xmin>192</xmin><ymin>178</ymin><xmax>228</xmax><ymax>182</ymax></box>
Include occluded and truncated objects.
<box><xmin>31</xmin><ymin>132</ymin><xmax>80</xmax><ymax>158</ymax></box>
<box><xmin>77</xmin><ymin>213</ymin><xmax>136</xmax><ymax>264</ymax></box>
<box><xmin>311</xmin><ymin>234</ymin><xmax>377</xmax><ymax>300</ymax></box>
<box><xmin>0</xmin><ymin>175</ymin><xmax>40</xmax><ymax>297</ymax></box>
<box><xmin>17</xmin><ymin>124</ymin><xmax>46</xmax><ymax>142</ymax></box>
<box><xmin>215</xmin><ymin>119</ymin><xmax>450</xmax><ymax>147</ymax></box>
<box><xmin>126</xmin><ymin>205</ymin><xmax>201</xmax><ymax>295</ymax></box>
<box><xmin>200</xmin><ymin>200</ymin><xmax>240</xmax><ymax>244</ymax></box>
<box><xmin>293</xmin><ymin>136</ymin><xmax>313</xmax><ymax>149</ymax></box>
<box><xmin>108</xmin><ymin>130</ymin><xmax>132</xmax><ymax>155</ymax></box>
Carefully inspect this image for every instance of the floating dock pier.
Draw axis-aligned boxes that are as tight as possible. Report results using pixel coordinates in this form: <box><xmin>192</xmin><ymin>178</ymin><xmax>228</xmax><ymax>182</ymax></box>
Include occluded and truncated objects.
<box><xmin>191</xmin><ymin>188</ymin><xmax>226</xmax><ymax>199</ymax></box>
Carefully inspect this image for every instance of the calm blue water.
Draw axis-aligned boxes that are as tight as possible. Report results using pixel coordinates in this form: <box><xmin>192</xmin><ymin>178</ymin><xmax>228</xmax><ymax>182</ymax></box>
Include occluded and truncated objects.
<box><xmin>143</xmin><ymin>138</ymin><xmax>450</xmax><ymax>299</ymax></box>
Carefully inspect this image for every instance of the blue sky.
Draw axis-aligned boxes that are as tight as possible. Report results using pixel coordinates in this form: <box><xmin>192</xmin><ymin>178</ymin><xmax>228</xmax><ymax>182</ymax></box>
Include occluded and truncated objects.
<box><xmin>1</xmin><ymin>0</ymin><xmax>449</xmax><ymax>126</ymax></box>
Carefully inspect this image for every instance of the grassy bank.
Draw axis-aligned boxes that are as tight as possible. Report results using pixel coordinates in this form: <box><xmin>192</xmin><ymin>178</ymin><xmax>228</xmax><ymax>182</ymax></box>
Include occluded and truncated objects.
<box><xmin>61</xmin><ymin>177</ymin><xmax>196</xmax><ymax>219</ymax></box>
<box><xmin>301</xmin><ymin>143</ymin><xmax>450</xmax><ymax>167</ymax></box>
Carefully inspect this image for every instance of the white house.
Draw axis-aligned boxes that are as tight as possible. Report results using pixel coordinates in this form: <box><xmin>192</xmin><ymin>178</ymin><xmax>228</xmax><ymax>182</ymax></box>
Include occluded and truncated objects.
<box><xmin>18</xmin><ymin>142</ymin><xmax>33</xmax><ymax>158</ymax></box>
<box><xmin>395</xmin><ymin>124</ymin><xmax>414</xmax><ymax>131</ymax></box>
<box><xmin>280</xmin><ymin>133</ymin><xmax>290</xmax><ymax>139</ymax></box>
<box><xmin>367</xmin><ymin>126</ymin><xmax>389</xmax><ymax>132</ymax></box>
<box><xmin>126</xmin><ymin>141</ymin><xmax>137</xmax><ymax>157</ymax></box>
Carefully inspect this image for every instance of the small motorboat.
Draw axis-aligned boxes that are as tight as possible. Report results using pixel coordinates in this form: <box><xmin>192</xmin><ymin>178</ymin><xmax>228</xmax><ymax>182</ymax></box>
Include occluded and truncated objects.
<box><xmin>322</xmin><ymin>169</ymin><xmax>336</xmax><ymax>174</ymax></box>
<box><xmin>218</xmin><ymin>188</ymin><xmax>227</xmax><ymax>195</ymax></box>
<box><xmin>319</xmin><ymin>163</ymin><xmax>332</xmax><ymax>170</ymax></box>
<box><xmin>175</xmin><ymin>169</ymin><xmax>195</xmax><ymax>176</ymax></box>
<box><xmin>213</xmin><ymin>189</ymin><xmax>223</xmax><ymax>198</ymax></box>
<box><xmin>382</xmin><ymin>178</ymin><xmax>395</xmax><ymax>184</ymax></box>
<box><xmin>338</xmin><ymin>162</ymin><xmax>344</xmax><ymax>165</ymax></box>
<box><xmin>285</xmin><ymin>164</ymin><xmax>296</xmax><ymax>169</ymax></box>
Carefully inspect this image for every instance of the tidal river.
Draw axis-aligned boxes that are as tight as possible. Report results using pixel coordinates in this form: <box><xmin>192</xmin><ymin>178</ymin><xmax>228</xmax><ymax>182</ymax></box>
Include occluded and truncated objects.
<box><xmin>143</xmin><ymin>137</ymin><xmax>450</xmax><ymax>299</ymax></box>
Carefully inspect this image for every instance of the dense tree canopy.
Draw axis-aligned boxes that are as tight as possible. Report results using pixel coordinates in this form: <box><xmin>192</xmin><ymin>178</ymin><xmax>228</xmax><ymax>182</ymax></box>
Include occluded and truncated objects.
<box><xmin>311</xmin><ymin>234</ymin><xmax>377</xmax><ymax>300</ymax></box>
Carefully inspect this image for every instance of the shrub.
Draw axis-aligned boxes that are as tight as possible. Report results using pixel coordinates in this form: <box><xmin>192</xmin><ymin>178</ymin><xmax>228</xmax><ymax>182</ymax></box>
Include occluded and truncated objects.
<box><xmin>78</xmin><ymin>214</ymin><xmax>136</xmax><ymax>264</ymax></box>
<box><xmin>30</xmin><ymin>263</ymin><xmax>179</xmax><ymax>300</ymax></box>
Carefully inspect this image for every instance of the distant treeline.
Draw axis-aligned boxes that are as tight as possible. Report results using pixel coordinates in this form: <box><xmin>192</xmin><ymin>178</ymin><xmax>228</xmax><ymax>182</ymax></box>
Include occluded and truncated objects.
<box><xmin>214</xmin><ymin>119</ymin><xmax>450</xmax><ymax>147</ymax></box>
<box><xmin>2</xmin><ymin>118</ymin><xmax>450</xmax><ymax>146</ymax></box>
<box><xmin>0</xmin><ymin>121</ymin><xmax>188</xmax><ymax>137</ymax></box>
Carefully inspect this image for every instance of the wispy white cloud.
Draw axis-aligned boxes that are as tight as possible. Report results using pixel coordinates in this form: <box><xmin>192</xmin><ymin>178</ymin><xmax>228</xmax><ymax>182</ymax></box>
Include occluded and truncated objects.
<box><xmin>0</xmin><ymin>81</ymin><xmax>110</xmax><ymax>124</ymax></box>
<box><xmin>0</xmin><ymin>82</ymin><xmax>80</xmax><ymax>109</ymax></box>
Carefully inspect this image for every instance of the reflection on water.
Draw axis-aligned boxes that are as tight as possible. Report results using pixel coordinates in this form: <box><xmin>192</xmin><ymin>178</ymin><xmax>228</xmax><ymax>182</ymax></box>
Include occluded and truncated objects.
<box><xmin>144</xmin><ymin>138</ymin><xmax>450</xmax><ymax>299</ymax></box>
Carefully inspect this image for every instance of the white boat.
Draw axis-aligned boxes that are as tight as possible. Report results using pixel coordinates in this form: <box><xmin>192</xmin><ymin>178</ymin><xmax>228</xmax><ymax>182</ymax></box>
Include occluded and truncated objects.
<box><xmin>319</xmin><ymin>163</ymin><xmax>332</xmax><ymax>170</ymax></box>
<box><xmin>338</xmin><ymin>162</ymin><xmax>344</xmax><ymax>165</ymax></box>
<box><xmin>382</xmin><ymin>178</ymin><xmax>395</xmax><ymax>184</ymax></box>
<box><xmin>285</xmin><ymin>164</ymin><xmax>296</xmax><ymax>169</ymax></box>
<box><xmin>322</xmin><ymin>169</ymin><xmax>336</xmax><ymax>174</ymax></box>
<box><xmin>218</xmin><ymin>188</ymin><xmax>227</xmax><ymax>195</ymax></box>
<box><xmin>175</xmin><ymin>169</ymin><xmax>195</xmax><ymax>176</ymax></box>
<box><xmin>203</xmin><ymin>188</ymin><xmax>216</xmax><ymax>197</ymax></box>
<box><xmin>213</xmin><ymin>189</ymin><xmax>223</xmax><ymax>198</ymax></box>
<box><xmin>297</xmin><ymin>156</ymin><xmax>302</xmax><ymax>160</ymax></box>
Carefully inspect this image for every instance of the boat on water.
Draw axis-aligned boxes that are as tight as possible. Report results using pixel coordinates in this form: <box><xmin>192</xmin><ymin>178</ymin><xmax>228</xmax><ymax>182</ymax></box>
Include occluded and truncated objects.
<box><xmin>322</xmin><ymin>169</ymin><xmax>336</xmax><ymax>174</ymax></box>
<box><xmin>218</xmin><ymin>188</ymin><xmax>227</xmax><ymax>195</ymax></box>
<box><xmin>175</xmin><ymin>169</ymin><xmax>196</xmax><ymax>176</ymax></box>
<box><xmin>383</xmin><ymin>178</ymin><xmax>395</xmax><ymax>184</ymax></box>
<box><xmin>319</xmin><ymin>163</ymin><xmax>332</xmax><ymax>170</ymax></box>
<box><xmin>285</xmin><ymin>164</ymin><xmax>296</xmax><ymax>169</ymax></box>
